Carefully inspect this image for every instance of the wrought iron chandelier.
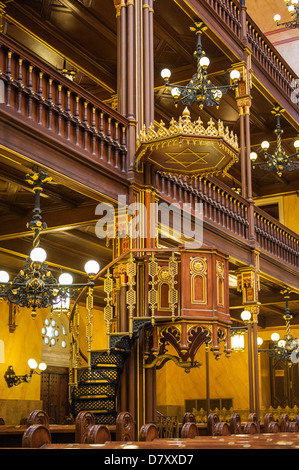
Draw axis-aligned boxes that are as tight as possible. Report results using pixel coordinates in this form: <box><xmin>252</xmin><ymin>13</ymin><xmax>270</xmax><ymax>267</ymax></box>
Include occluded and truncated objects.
<box><xmin>258</xmin><ymin>289</ymin><xmax>299</xmax><ymax>364</ymax></box>
<box><xmin>250</xmin><ymin>106</ymin><xmax>299</xmax><ymax>177</ymax></box>
<box><xmin>274</xmin><ymin>0</ymin><xmax>299</xmax><ymax>29</ymax></box>
<box><xmin>0</xmin><ymin>171</ymin><xmax>99</xmax><ymax>318</ymax></box>
<box><xmin>160</xmin><ymin>21</ymin><xmax>241</xmax><ymax>109</ymax></box>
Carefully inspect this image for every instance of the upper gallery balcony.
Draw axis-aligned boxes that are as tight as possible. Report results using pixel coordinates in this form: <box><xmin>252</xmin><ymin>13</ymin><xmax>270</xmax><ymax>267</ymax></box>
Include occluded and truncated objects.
<box><xmin>0</xmin><ymin>1</ymin><xmax>298</xmax><ymax>287</ymax></box>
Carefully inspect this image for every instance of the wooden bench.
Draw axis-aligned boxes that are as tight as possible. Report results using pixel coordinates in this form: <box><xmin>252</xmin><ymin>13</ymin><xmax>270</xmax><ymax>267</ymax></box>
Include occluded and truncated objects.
<box><xmin>40</xmin><ymin>432</ymin><xmax>299</xmax><ymax>450</ymax></box>
<box><xmin>22</xmin><ymin>409</ymin><xmax>134</xmax><ymax>448</ymax></box>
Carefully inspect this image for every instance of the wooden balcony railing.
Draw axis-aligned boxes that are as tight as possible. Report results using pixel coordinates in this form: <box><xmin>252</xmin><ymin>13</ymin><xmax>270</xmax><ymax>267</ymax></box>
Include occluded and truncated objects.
<box><xmin>156</xmin><ymin>172</ymin><xmax>299</xmax><ymax>269</ymax></box>
<box><xmin>246</xmin><ymin>17</ymin><xmax>298</xmax><ymax>101</ymax></box>
<box><xmin>156</xmin><ymin>172</ymin><xmax>249</xmax><ymax>241</ymax></box>
<box><xmin>0</xmin><ymin>34</ymin><xmax>128</xmax><ymax>174</ymax></box>
<box><xmin>254</xmin><ymin>206</ymin><xmax>299</xmax><ymax>269</ymax></box>
<box><xmin>204</xmin><ymin>0</ymin><xmax>242</xmax><ymax>39</ymax></box>
<box><xmin>202</xmin><ymin>0</ymin><xmax>298</xmax><ymax>104</ymax></box>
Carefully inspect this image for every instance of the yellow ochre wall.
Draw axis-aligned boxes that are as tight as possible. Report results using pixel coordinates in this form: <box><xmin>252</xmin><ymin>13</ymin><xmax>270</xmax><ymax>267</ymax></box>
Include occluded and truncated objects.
<box><xmin>0</xmin><ymin>299</ymin><xmax>106</xmax><ymax>423</ymax></box>
<box><xmin>156</xmin><ymin>339</ymin><xmax>251</xmax><ymax>418</ymax></box>
<box><xmin>283</xmin><ymin>194</ymin><xmax>299</xmax><ymax>234</ymax></box>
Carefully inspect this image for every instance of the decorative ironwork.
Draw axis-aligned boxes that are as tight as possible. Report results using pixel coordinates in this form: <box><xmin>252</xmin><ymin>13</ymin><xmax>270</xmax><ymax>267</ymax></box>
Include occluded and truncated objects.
<box><xmin>4</xmin><ymin>359</ymin><xmax>47</xmax><ymax>388</ymax></box>
<box><xmin>160</xmin><ymin>21</ymin><xmax>240</xmax><ymax>109</ymax></box>
<box><xmin>104</xmin><ymin>268</ymin><xmax>114</xmax><ymax>349</ymax></box>
<box><xmin>0</xmin><ymin>171</ymin><xmax>99</xmax><ymax>318</ymax></box>
<box><xmin>274</xmin><ymin>2</ymin><xmax>299</xmax><ymax>29</ymax></box>
<box><xmin>168</xmin><ymin>252</ymin><xmax>178</xmax><ymax>320</ymax></box>
<box><xmin>250</xmin><ymin>106</ymin><xmax>299</xmax><ymax>177</ymax></box>
<box><xmin>126</xmin><ymin>251</ymin><xmax>136</xmax><ymax>336</ymax></box>
<box><xmin>259</xmin><ymin>289</ymin><xmax>299</xmax><ymax>363</ymax></box>
<box><xmin>148</xmin><ymin>252</ymin><xmax>158</xmax><ymax>322</ymax></box>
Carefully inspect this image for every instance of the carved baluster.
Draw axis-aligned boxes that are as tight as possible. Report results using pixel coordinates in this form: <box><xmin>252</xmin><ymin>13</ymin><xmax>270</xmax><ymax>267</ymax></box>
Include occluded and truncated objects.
<box><xmin>91</xmin><ymin>107</ymin><xmax>97</xmax><ymax>155</ymax></box>
<box><xmin>16</xmin><ymin>58</ymin><xmax>23</xmax><ymax>112</ymax></box>
<box><xmin>74</xmin><ymin>95</ymin><xmax>80</xmax><ymax>145</ymax></box>
<box><xmin>57</xmin><ymin>84</ymin><xmax>62</xmax><ymax>136</ymax></box>
<box><xmin>37</xmin><ymin>71</ymin><xmax>43</xmax><ymax>124</ymax></box>
<box><xmin>107</xmin><ymin>117</ymin><xmax>112</xmax><ymax>164</ymax></box>
<box><xmin>5</xmin><ymin>50</ymin><xmax>12</xmax><ymax>107</ymax></box>
<box><xmin>83</xmin><ymin>101</ymin><xmax>88</xmax><ymax>150</ymax></box>
<box><xmin>27</xmin><ymin>65</ymin><xmax>33</xmax><ymax>118</ymax></box>
<box><xmin>121</xmin><ymin>126</ymin><xmax>126</xmax><ymax>172</ymax></box>
<box><xmin>114</xmin><ymin>121</ymin><xmax>119</xmax><ymax>169</ymax></box>
<box><xmin>47</xmin><ymin>78</ymin><xmax>53</xmax><ymax>130</ymax></box>
<box><xmin>99</xmin><ymin>112</ymin><xmax>104</xmax><ymax>159</ymax></box>
<box><xmin>237</xmin><ymin>201</ymin><xmax>241</xmax><ymax>236</ymax></box>
<box><xmin>66</xmin><ymin>90</ymin><xmax>72</xmax><ymax>140</ymax></box>
<box><xmin>207</xmin><ymin>182</ymin><xmax>212</xmax><ymax>220</ymax></box>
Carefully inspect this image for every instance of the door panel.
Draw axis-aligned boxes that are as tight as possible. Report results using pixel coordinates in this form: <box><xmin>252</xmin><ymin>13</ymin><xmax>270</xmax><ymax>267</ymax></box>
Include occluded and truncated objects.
<box><xmin>40</xmin><ymin>366</ymin><xmax>69</xmax><ymax>424</ymax></box>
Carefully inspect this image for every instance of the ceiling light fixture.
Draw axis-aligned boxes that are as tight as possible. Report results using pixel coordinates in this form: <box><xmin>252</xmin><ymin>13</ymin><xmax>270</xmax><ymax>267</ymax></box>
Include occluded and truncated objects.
<box><xmin>0</xmin><ymin>171</ymin><xmax>99</xmax><ymax>318</ymax></box>
<box><xmin>160</xmin><ymin>21</ymin><xmax>240</xmax><ymax>109</ymax></box>
<box><xmin>250</xmin><ymin>106</ymin><xmax>299</xmax><ymax>176</ymax></box>
<box><xmin>274</xmin><ymin>0</ymin><xmax>299</xmax><ymax>29</ymax></box>
<box><xmin>258</xmin><ymin>289</ymin><xmax>299</xmax><ymax>363</ymax></box>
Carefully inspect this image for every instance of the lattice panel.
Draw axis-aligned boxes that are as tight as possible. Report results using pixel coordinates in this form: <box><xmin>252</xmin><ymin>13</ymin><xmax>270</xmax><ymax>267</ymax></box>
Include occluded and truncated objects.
<box><xmin>91</xmin><ymin>352</ymin><xmax>125</xmax><ymax>368</ymax></box>
<box><xmin>73</xmin><ymin>399</ymin><xmax>115</xmax><ymax>413</ymax></box>
<box><xmin>94</xmin><ymin>413</ymin><xmax>117</xmax><ymax>425</ymax></box>
<box><xmin>78</xmin><ymin>368</ymin><xmax>119</xmax><ymax>383</ymax></box>
<box><xmin>72</xmin><ymin>383</ymin><xmax>116</xmax><ymax>399</ymax></box>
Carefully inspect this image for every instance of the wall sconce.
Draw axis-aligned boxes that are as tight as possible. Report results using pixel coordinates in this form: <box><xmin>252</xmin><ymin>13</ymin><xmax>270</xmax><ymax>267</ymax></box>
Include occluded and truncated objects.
<box><xmin>4</xmin><ymin>359</ymin><xmax>47</xmax><ymax>387</ymax></box>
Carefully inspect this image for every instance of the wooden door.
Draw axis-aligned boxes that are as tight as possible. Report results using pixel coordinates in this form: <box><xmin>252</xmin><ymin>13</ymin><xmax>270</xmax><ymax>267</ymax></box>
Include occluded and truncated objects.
<box><xmin>40</xmin><ymin>366</ymin><xmax>69</xmax><ymax>424</ymax></box>
<box><xmin>270</xmin><ymin>356</ymin><xmax>299</xmax><ymax>408</ymax></box>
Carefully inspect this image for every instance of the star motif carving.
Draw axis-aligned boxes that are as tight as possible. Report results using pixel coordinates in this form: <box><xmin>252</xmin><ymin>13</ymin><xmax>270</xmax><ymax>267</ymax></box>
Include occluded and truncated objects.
<box><xmin>165</xmin><ymin>148</ymin><xmax>209</xmax><ymax>168</ymax></box>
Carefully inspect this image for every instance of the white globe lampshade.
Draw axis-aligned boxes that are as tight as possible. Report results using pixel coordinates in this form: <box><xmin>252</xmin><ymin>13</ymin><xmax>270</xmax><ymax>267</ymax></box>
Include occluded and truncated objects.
<box><xmin>257</xmin><ymin>337</ymin><xmax>263</xmax><ymax>346</ymax></box>
<box><xmin>171</xmin><ymin>87</ymin><xmax>181</xmax><ymax>99</ymax></box>
<box><xmin>230</xmin><ymin>69</ymin><xmax>240</xmax><ymax>81</ymax></box>
<box><xmin>59</xmin><ymin>273</ymin><xmax>73</xmax><ymax>285</ymax></box>
<box><xmin>261</xmin><ymin>141</ymin><xmax>270</xmax><ymax>150</ymax></box>
<box><xmin>30</xmin><ymin>247</ymin><xmax>47</xmax><ymax>263</ymax></box>
<box><xmin>271</xmin><ymin>332</ymin><xmax>280</xmax><ymax>342</ymax></box>
<box><xmin>294</xmin><ymin>139</ymin><xmax>299</xmax><ymax>149</ymax></box>
<box><xmin>0</xmin><ymin>270</ymin><xmax>9</xmax><ymax>283</ymax></box>
<box><xmin>274</xmin><ymin>14</ymin><xmax>281</xmax><ymax>21</ymax></box>
<box><xmin>250</xmin><ymin>152</ymin><xmax>258</xmax><ymax>161</ymax></box>
<box><xmin>28</xmin><ymin>358</ymin><xmax>37</xmax><ymax>370</ymax></box>
<box><xmin>84</xmin><ymin>260</ymin><xmax>100</xmax><ymax>275</ymax></box>
<box><xmin>161</xmin><ymin>68</ymin><xmax>171</xmax><ymax>80</ymax></box>
<box><xmin>199</xmin><ymin>56</ymin><xmax>210</xmax><ymax>68</ymax></box>
<box><xmin>241</xmin><ymin>309</ymin><xmax>251</xmax><ymax>322</ymax></box>
<box><xmin>38</xmin><ymin>362</ymin><xmax>47</xmax><ymax>371</ymax></box>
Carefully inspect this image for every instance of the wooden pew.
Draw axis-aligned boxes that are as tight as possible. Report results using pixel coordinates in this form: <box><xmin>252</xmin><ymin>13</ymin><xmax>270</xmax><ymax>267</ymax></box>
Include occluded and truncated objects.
<box><xmin>22</xmin><ymin>410</ymin><xmax>134</xmax><ymax>448</ymax></box>
<box><xmin>40</xmin><ymin>431</ymin><xmax>299</xmax><ymax>450</ymax></box>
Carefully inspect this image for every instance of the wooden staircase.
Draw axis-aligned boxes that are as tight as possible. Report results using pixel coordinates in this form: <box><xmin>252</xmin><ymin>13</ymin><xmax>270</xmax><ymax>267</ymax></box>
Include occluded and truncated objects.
<box><xmin>71</xmin><ymin>319</ymin><xmax>150</xmax><ymax>424</ymax></box>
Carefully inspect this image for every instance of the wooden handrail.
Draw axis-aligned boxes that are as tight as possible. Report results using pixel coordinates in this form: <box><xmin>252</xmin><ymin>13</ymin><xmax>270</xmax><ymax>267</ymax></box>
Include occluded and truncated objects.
<box><xmin>0</xmin><ymin>33</ymin><xmax>129</xmax><ymax>126</ymax></box>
